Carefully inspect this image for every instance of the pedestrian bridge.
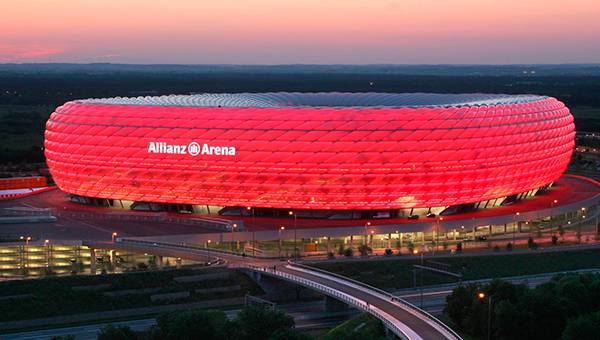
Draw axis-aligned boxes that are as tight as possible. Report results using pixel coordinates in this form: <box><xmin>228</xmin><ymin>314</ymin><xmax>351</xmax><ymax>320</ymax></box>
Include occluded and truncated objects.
<box><xmin>87</xmin><ymin>239</ymin><xmax>461</xmax><ymax>340</ymax></box>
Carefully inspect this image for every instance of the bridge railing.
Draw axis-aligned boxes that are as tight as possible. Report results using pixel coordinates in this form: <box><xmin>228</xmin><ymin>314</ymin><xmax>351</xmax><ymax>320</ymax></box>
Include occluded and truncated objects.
<box><xmin>238</xmin><ymin>263</ymin><xmax>414</xmax><ymax>340</ymax></box>
<box><xmin>289</xmin><ymin>261</ymin><xmax>462</xmax><ymax>340</ymax></box>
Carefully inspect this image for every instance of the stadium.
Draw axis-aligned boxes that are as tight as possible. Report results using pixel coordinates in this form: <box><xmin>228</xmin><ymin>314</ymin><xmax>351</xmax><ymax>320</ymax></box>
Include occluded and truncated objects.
<box><xmin>44</xmin><ymin>92</ymin><xmax>575</xmax><ymax>219</ymax></box>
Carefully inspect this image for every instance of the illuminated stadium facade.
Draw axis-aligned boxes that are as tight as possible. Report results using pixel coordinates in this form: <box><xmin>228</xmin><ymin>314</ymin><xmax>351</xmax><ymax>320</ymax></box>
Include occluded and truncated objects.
<box><xmin>44</xmin><ymin>93</ymin><xmax>575</xmax><ymax>219</ymax></box>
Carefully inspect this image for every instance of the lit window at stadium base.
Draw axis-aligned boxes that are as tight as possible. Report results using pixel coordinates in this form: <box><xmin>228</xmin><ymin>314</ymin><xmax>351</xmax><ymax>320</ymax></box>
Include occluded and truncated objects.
<box><xmin>44</xmin><ymin>92</ymin><xmax>574</xmax><ymax>215</ymax></box>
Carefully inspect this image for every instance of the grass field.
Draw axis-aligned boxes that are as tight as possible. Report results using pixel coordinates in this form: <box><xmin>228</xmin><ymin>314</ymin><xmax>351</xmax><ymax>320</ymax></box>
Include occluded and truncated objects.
<box><xmin>312</xmin><ymin>248</ymin><xmax>600</xmax><ymax>290</ymax></box>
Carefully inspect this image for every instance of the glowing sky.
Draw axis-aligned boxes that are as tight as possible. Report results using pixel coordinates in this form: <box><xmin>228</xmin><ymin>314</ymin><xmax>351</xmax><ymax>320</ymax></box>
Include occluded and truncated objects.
<box><xmin>1</xmin><ymin>0</ymin><xmax>599</xmax><ymax>64</ymax></box>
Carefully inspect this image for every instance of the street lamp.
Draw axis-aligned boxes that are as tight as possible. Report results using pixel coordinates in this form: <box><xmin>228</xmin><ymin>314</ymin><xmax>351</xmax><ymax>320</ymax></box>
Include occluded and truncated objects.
<box><xmin>231</xmin><ymin>223</ymin><xmax>237</xmax><ymax>252</ymax></box>
<box><xmin>247</xmin><ymin>207</ymin><xmax>256</xmax><ymax>257</ymax></box>
<box><xmin>364</xmin><ymin>222</ymin><xmax>371</xmax><ymax>245</ymax></box>
<box><xmin>432</xmin><ymin>217</ymin><xmax>443</xmax><ymax>255</ymax></box>
<box><xmin>477</xmin><ymin>292</ymin><xmax>494</xmax><ymax>340</ymax></box>
<box><xmin>513</xmin><ymin>212</ymin><xmax>520</xmax><ymax>245</ymax></box>
<box><xmin>413</xmin><ymin>248</ymin><xmax>425</xmax><ymax>307</ymax></box>
<box><xmin>289</xmin><ymin>210</ymin><xmax>298</xmax><ymax>258</ymax></box>
<box><xmin>278</xmin><ymin>226</ymin><xmax>285</xmax><ymax>258</ymax></box>
<box><xmin>550</xmin><ymin>199</ymin><xmax>558</xmax><ymax>227</ymax></box>
<box><xmin>112</xmin><ymin>232</ymin><xmax>118</xmax><ymax>242</ymax></box>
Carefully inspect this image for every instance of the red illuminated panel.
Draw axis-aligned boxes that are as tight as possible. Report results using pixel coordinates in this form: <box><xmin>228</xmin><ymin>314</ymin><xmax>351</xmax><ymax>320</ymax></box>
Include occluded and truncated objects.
<box><xmin>44</xmin><ymin>94</ymin><xmax>575</xmax><ymax>210</ymax></box>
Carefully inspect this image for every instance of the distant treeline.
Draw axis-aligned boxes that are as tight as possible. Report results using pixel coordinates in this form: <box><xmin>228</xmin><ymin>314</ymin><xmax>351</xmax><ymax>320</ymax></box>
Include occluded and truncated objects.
<box><xmin>1</xmin><ymin>71</ymin><xmax>600</xmax><ymax>108</ymax></box>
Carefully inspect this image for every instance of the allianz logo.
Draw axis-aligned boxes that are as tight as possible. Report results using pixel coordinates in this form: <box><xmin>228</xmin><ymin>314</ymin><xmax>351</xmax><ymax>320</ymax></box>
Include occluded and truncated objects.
<box><xmin>147</xmin><ymin>141</ymin><xmax>236</xmax><ymax>156</ymax></box>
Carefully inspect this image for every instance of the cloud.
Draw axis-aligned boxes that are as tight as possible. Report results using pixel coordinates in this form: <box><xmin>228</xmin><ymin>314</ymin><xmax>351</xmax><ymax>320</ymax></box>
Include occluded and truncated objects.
<box><xmin>0</xmin><ymin>43</ymin><xmax>65</xmax><ymax>62</ymax></box>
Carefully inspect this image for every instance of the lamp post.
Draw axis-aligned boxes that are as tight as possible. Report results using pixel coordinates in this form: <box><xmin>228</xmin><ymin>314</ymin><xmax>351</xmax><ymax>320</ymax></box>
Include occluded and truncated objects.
<box><xmin>247</xmin><ymin>207</ymin><xmax>256</xmax><ymax>257</ymax></box>
<box><xmin>413</xmin><ymin>248</ymin><xmax>425</xmax><ymax>307</ymax></box>
<box><xmin>231</xmin><ymin>223</ymin><xmax>237</xmax><ymax>252</ymax></box>
<box><xmin>550</xmin><ymin>199</ymin><xmax>558</xmax><ymax>226</ymax></box>
<box><xmin>20</xmin><ymin>236</ymin><xmax>31</xmax><ymax>268</ymax></box>
<box><xmin>433</xmin><ymin>217</ymin><xmax>443</xmax><ymax>255</ymax></box>
<box><xmin>45</xmin><ymin>239</ymin><xmax>51</xmax><ymax>269</ymax></box>
<box><xmin>364</xmin><ymin>222</ymin><xmax>371</xmax><ymax>245</ymax></box>
<box><xmin>477</xmin><ymin>292</ymin><xmax>494</xmax><ymax>340</ymax></box>
<box><xmin>513</xmin><ymin>212</ymin><xmax>520</xmax><ymax>245</ymax></box>
<box><xmin>289</xmin><ymin>210</ymin><xmax>297</xmax><ymax>258</ymax></box>
<box><xmin>278</xmin><ymin>226</ymin><xmax>285</xmax><ymax>258</ymax></box>
<box><xmin>112</xmin><ymin>232</ymin><xmax>118</xmax><ymax>242</ymax></box>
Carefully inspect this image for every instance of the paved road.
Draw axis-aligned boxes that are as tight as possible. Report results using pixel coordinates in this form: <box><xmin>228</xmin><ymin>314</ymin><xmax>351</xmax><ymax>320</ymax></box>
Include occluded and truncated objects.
<box><xmin>3</xmin><ymin>302</ymin><xmax>357</xmax><ymax>340</ymax></box>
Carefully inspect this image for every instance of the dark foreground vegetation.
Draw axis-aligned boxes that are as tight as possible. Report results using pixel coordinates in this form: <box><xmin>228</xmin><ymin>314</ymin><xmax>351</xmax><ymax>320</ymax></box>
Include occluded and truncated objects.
<box><xmin>89</xmin><ymin>308</ymin><xmax>383</xmax><ymax>340</ymax></box>
<box><xmin>1</xmin><ymin>63</ymin><xmax>600</xmax><ymax>164</ymax></box>
<box><xmin>91</xmin><ymin>307</ymin><xmax>310</xmax><ymax>340</ymax></box>
<box><xmin>0</xmin><ymin>267</ymin><xmax>261</xmax><ymax>322</ymax></box>
<box><xmin>444</xmin><ymin>273</ymin><xmax>600</xmax><ymax>340</ymax></box>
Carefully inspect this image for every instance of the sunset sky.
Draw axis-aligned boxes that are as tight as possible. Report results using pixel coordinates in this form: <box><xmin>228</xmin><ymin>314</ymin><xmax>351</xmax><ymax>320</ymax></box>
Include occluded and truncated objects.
<box><xmin>1</xmin><ymin>0</ymin><xmax>599</xmax><ymax>64</ymax></box>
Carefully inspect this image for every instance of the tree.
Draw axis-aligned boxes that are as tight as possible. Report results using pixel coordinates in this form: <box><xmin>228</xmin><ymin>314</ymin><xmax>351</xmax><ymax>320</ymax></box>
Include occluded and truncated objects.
<box><xmin>456</xmin><ymin>242</ymin><xmax>462</xmax><ymax>253</ymax></box>
<box><xmin>150</xmin><ymin>309</ymin><xmax>229</xmax><ymax>340</ymax></box>
<box><xmin>444</xmin><ymin>285</ymin><xmax>476</xmax><ymax>329</ymax></box>
<box><xmin>562</xmin><ymin>311</ymin><xmax>600</xmax><ymax>340</ymax></box>
<box><xmin>268</xmin><ymin>328</ymin><xmax>313</xmax><ymax>340</ymax></box>
<box><xmin>407</xmin><ymin>241</ymin><xmax>415</xmax><ymax>254</ymax></box>
<box><xmin>358</xmin><ymin>244</ymin><xmax>372</xmax><ymax>256</ymax></box>
<box><xmin>235</xmin><ymin>307</ymin><xmax>295</xmax><ymax>340</ymax></box>
<box><xmin>97</xmin><ymin>325</ymin><xmax>137</xmax><ymax>340</ymax></box>
<box><xmin>551</xmin><ymin>234</ymin><xmax>558</xmax><ymax>246</ymax></box>
<box><xmin>505</xmin><ymin>242</ymin><xmax>513</xmax><ymax>251</ymax></box>
<box><xmin>337</xmin><ymin>244</ymin><xmax>345</xmax><ymax>255</ymax></box>
<box><xmin>558</xmin><ymin>225</ymin><xmax>565</xmax><ymax>241</ymax></box>
<box><xmin>344</xmin><ymin>248</ymin><xmax>353</xmax><ymax>257</ymax></box>
<box><xmin>384</xmin><ymin>248</ymin><xmax>393</xmax><ymax>256</ymax></box>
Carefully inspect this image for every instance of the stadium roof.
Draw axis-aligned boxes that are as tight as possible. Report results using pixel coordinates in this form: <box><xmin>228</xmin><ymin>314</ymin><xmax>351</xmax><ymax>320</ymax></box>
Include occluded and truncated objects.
<box><xmin>78</xmin><ymin>92</ymin><xmax>546</xmax><ymax>109</ymax></box>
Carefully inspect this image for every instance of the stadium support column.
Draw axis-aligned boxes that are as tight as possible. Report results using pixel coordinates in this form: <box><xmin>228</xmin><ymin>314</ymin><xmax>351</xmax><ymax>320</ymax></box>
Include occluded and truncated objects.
<box><xmin>90</xmin><ymin>248</ymin><xmax>96</xmax><ymax>273</ymax></box>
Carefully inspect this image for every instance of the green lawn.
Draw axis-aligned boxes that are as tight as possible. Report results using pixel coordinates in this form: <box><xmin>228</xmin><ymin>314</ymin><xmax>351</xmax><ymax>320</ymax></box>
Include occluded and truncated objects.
<box><xmin>312</xmin><ymin>248</ymin><xmax>600</xmax><ymax>290</ymax></box>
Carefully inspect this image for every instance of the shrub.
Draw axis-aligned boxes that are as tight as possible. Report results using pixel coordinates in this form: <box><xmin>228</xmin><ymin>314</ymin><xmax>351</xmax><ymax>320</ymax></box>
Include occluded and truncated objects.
<box><xmin>384</xmin><ymin>248</ymin><xmax>393</xmax><ymax>256</ymax></box>
<box><xmin>506</xmin><ymin>242</ymin><xmax>513</xmax><ymax>251</ymax></box>
<box><xmin>343</xmin><ymin>248</ymin><xmax>353</xmax><ymax>257</ymax></box>
<box><xmin>97</xmin><ymin>324</ymin><xmax>137</xmax><ymax>340</ymax></box>
<box><xmin>456</xmin><ymin>242</ymin><xmax>463</xmax><ymax>253</ymax></box>
<box><xmin>358</xmin><ymin>244</ymin><xmax>372</xmax><ymax>257</ymax></box>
